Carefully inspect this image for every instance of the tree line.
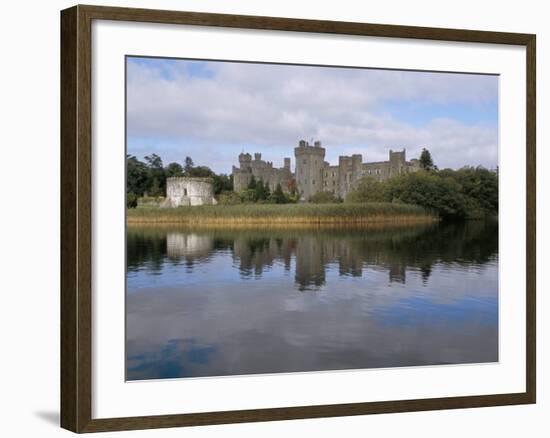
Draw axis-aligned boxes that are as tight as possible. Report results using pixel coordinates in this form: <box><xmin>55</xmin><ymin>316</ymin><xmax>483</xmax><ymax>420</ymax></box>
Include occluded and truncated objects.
<box><xmin>218</xmin><ymin>175</ymin><xmax>298</xmax><ymax>205</ymax></box>
<box><xmin>126</xmin><ymin>154</ymin><xmax>233</xmax><ymax>207</ymax></box>
<box><xmin>127</xmin><ymin>149</ymin><xmax>498</xmax><ymax>220</ymax></box>
<box><xmin>345</xmin><ymin>149</ymin><xmax>498</xmax><ymax>219</ymax></box>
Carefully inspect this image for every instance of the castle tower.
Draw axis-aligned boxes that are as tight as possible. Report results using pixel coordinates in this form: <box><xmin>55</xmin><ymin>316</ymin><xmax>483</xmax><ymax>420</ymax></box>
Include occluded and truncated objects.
<box><xmin>283</xmin><ymin>157</ymin><xmax>291</xmax><ymax>171</ymax></box>
<box><xmin>389</xmin><ymin>149</ymin><xmax>406</xmax><ymax>177</ymax></box>
<box><xmin>351</xmin><ymin>154</ymin><xmax>363</xmax><ymax>185</ymax></box>
<box><xmin>337</xmin><ymin>156</ymin><xmax>352</xmax><ymax>199</ymax></box>
<box><xmin>295</xmin><ymin>139</ymin><xmax>326</xmax><ymax>201</ymax></box>
<box><xmin>238</xmin><ymin>152</ymin><xmax>252</xmax><ymax>170</ymax></box>
<box><xmin>233</xmin><ymin>153</ymin><xmax>253</xmax><ymax>192</ymax></box>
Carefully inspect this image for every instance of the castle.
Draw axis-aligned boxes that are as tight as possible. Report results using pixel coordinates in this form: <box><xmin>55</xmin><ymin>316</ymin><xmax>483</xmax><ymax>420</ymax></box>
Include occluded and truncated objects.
<box><xmin>232</xmin><ymin>139</ymin><xmax>421</xmax><ymax>201</ymax></box>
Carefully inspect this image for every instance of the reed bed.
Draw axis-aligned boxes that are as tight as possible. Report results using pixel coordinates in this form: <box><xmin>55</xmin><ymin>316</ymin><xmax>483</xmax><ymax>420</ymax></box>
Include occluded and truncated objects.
<box><xmin>127</xmin><ymin>202</ymin><xmax>437</xmax><ymax>225</ymax></box>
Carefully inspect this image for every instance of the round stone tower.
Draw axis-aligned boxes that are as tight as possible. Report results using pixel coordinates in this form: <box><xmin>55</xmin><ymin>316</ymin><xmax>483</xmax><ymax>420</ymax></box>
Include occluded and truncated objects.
<box><xmin>163</xmin><ymin>177</ymin><xmax>216</xmax><ymax>207</ymax></box>
<box><xmin>294</xmin><ymin>139</ymin><xmax>326</xmax><ymax>201</ymax></box>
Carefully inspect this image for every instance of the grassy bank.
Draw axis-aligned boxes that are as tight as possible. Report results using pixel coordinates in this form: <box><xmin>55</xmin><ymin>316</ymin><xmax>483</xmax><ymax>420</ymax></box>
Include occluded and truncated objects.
<box><xmin>127</xmin><ymin>202</ymin><xmax>437</xmax><ymax>225</ymax></box>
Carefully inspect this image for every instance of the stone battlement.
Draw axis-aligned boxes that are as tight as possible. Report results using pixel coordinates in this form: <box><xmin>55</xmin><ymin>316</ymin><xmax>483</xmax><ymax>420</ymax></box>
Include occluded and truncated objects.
<box><xmin>295</xmin><ymin>140</ymin><xmax>326</xmax><ymax>157</ymax></box>
<box><xmin>166</xmin><ymin>176</ymin><xmax>214</xmax><ymax>183</ymax></box>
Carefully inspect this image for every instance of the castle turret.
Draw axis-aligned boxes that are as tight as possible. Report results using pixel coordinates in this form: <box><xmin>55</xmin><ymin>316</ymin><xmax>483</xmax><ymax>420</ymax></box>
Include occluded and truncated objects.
<box><xmin>351</xmin><ymin>154</ymin><xmax>362</xmax><ymax>175</ymax></box>
<box><xmin>389</xmin><ymin>148</ymin><xmax>406</xmax><ymax>177</ymax></box>
<box><xmin>238</xmin><ymin>152</ymin><xmax>252</xmax><ymax>169</ymax></box>
<box><xmin>283</xmin><ymin>157</ymin><xmax>291</xmax><ymax>171</ymax></box>
<box><xmin>295</xmin><ymin>139</ymin><xmax>326</xmax><ymax>201</ymax></box>
<box><xmin>338</xmin><ymin>156</ymin><xmax>352</xmax><ymax>199</ymax></box>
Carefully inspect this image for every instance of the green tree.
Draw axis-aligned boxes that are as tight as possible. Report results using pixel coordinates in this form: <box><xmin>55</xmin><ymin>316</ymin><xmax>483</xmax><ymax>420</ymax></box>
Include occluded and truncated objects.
<box><xmin>255</xmin><ymin>179</ymin><xmax>268</xmax><ymax>201</ymax></box>
<box><xmin>345</xmin><ymin>163</ymin><xmax>498</xmax><ymax>220</ymax></box>
<box><xmin>144</xmin><ymin>153</ymin><xmax>163</xmax><ymax>169</ymax></box>
<box><xmin>309</xmin><ymin>191</ymin><xmax>341</xmax><ymax>204</ymax></box>
<box><xmin>148</xmin><ymin>178</ymin><xmax>163</xmax><ymax>197</ymax></box>
<box><xmin>126</xmin><ymin>192</ymin><xmax>138</xmax><ymax>209</ymax></box>
<box><xmin>271</xmin><ymin>183</ymin><xmax>287</xmax><ymax>204</ymax></box>
<box><xmin>419</xmin><ymin>148</ymin><xmax>436</xmax><ymax>171</ymax></box>
<box><xmin>126</xmin><ymin>154</ymin><xmax>149</xmax><ymax>196</ymax></box>
<box><xmin>446</xmin><ymin>166</ymin><xmax>498</xmax><ymax>215</ymax></box>
<box><xmin>241</xmin><ymin>189</ymin><xmax>257</xmax><ymax>203</ymax></box>
<box><xmin>263</xmin><ymin>180</ymin><xmax>271</xmax><ymax>200</ymax></box>
<box><xmin>345</xmin><ymin>177</ymin><xmax>389</xmax><ymax>203</ymax></box>
<box><xmin>184</xmin><ymin>156</ymin><xmax>194</xmax><ymax>174</ymax></box>
<box><xmin>187</xmin><ymin>165</ymin><xmax>215</xmax><ymax>178</ymax></box>
<box><xmin>217</xmin><ymin>191</ymin><xmax>242</xmax><ymax>205</ymax></box>
<box><xmin>387</xmin><ymin>171</ymin><xmax>467</xmax><ymax>219</ymax></box>
<box><xmin>144</xmin><ymin>153</ymin><xmax>166</xmax><ymax>195</ymax></box>
<box><xmin>247</xmin><ymin>175</ymin><xmax>257</xmax><ymax>190</ymax></box>
<box><xmin>212</xmin><ymin>173</ymin><xmax>233</xmax><ymax>194</ymax></box>
<box><xmin>165</xmin><ymin>162</ymin><xmax>184</xmax><ymax>178</ymax></box>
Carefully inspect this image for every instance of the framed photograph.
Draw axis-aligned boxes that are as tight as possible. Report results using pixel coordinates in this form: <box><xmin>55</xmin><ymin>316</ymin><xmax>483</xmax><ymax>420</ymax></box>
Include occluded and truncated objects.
<box><xmin>60</xmin><ymin>4</ymin><xmax>536</xmax><ymax>433</ymax></box>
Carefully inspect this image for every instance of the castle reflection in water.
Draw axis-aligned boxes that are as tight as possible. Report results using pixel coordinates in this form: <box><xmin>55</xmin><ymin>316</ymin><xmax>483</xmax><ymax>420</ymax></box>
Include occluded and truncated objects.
<box><xmin>126</xmin><ymin>221</ymin><xmax>499</xmax><ymax>379</ymax></box>
<box><xmin>129</xmin><ymin>221</ymin><xmax>497</xmax><ymax>292</ymax></box>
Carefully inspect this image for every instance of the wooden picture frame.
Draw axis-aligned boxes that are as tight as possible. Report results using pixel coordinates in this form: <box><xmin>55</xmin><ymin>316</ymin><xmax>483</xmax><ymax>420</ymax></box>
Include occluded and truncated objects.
<box><xmin>60</xmin><ymin>4</ymin><xmax>536</xmax><ymax>433</ymax></box>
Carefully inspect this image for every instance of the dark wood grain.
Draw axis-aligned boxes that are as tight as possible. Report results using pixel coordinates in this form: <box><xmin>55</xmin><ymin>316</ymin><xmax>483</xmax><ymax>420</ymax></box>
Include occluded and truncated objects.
<box><xmin>525</xmin><ymin>34</ymin><xmax>536</xmax><ymax>404</ymax></box>
<box><xmin>79</xmin><ymin>4</ymin><xmax>534</xmax><ymax>45</ymax></box>
<box><xmin>60</xmin><ymin>4</ymin><xmax>536</xmax><ymax>433</ymax></box>
<box><xmin>79</xmin><ymin>392</ymin><xmax>533</xmax><ymax>433</ymax></box>
<box><xmin>60</xmin><ymin>5</ymin><xmax>78</xmax><ymax>432</ymax></box>
<box><xmin>61</xmin><ymin>5</ymin><xmax>93</xmax><ymax>432</ymax></box>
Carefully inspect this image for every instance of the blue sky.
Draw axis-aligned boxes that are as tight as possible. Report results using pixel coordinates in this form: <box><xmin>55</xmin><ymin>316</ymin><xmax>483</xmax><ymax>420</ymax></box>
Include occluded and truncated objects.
<box><xmin>126</xmin><ymin>57</ymin><xmax>498</xmax><ymax>174</ymax></box>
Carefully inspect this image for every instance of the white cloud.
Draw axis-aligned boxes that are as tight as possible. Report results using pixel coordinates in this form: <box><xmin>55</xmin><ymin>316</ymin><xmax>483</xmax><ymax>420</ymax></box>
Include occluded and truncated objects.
<box><xmin>127</xmin><ymin>59</ymin><xmax>498</xmax><ymax>170</ymax></box>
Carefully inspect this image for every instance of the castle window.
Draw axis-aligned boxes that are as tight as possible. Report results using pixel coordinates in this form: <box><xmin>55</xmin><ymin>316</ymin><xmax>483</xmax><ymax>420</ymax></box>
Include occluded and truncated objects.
<box><xmin>312</xmin><ymin>180</ymin><xmax>315</xmax><ymax>185</ymax></box>
<box><xmin>303</xmin><ymin>159</ymin><xmax>306</xmax><ymax>164</ymax></box>
<box><xmin>184</xmin><ymin>188</ymin><xmax>188</xmax><ymax>196</ymax></box>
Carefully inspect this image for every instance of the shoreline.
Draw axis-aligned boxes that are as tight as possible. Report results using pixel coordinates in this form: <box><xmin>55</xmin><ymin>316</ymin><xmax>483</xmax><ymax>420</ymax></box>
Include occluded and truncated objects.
<box><xmin>127</xmin><ymin>216</ymin><xmax>438</xmax><ymax>226</ymax></box>
<box><xmin>127</xmin><ymin>202</ymin><xmax>438</xmax><ymax>226</ymax></box>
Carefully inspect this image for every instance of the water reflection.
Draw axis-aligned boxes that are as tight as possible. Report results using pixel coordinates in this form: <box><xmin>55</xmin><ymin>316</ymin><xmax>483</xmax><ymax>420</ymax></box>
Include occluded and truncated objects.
<box><xmin>126</xmin><ymin>221</ymin><xmax>498</xmax><ymax>380</ymax></box>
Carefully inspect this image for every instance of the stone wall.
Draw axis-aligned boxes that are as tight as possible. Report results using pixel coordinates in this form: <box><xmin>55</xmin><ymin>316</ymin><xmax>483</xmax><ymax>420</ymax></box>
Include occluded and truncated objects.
<box><xmin>162</xmin><ymin>177</ymin><xmax>217</xmax><ymax>207</ymax></box>
<box><xmin>363</xmin><ymin>161</ymin><xmax>392</xmax><ymax>181</ymax></box>
<box><xmin>232</xmin><ymin>152</ymin><xmax>293</xmax><ymax>193</ymax></box>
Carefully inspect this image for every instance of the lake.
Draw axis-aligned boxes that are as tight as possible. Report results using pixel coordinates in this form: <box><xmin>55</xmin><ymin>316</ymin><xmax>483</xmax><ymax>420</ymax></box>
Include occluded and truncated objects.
<box><xmin>126</xmin><ymin>220</ymin><xmax>498</xmax><ymax>380</ymax></box>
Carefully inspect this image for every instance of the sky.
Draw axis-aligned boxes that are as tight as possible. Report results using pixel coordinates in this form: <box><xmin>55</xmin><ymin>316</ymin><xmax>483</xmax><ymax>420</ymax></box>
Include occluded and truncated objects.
<box><xmin>126</xmin><ymin>57</ymin><xmax>498</xmax><ymax>174</ymax></box>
